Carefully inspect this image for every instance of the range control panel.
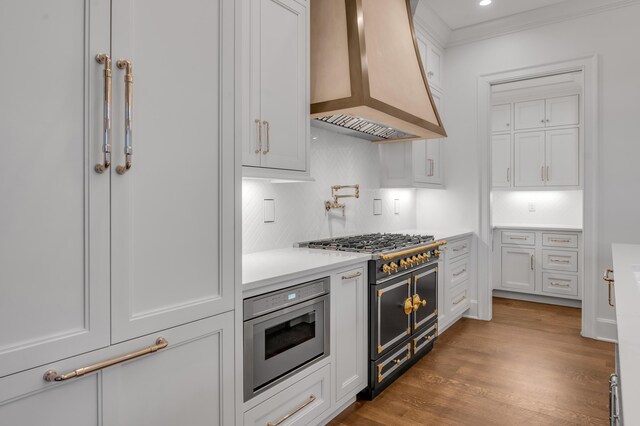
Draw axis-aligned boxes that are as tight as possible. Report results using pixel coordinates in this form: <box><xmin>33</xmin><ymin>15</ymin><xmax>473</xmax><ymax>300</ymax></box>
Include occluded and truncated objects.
<box><xmin>243</xmin><ymin>278</ymin><xmax>330</xmax><ymax>320</ymax></box>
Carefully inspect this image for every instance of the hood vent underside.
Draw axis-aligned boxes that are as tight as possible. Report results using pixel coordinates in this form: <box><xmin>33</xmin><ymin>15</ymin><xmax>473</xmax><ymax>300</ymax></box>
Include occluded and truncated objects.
<box><xmin>314</xmin><ymin>114</ymin><xmax>417</xmax><ymax>142</ymax></box>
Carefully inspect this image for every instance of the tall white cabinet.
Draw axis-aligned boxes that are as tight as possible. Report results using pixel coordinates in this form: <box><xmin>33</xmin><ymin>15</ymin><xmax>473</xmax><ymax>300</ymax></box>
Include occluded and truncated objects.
<box><xmin>0</xmin><ymin>0</ymin><xmax>236</xmax><ymax>423</ymax></box>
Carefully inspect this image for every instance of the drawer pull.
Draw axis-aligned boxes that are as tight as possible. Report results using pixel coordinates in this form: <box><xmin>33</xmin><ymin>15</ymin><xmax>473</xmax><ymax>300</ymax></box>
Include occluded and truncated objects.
<box><xmin>453</xmin><ymin>245</ymin><xmax>467</xmax><ymax>252</ymax></box>
<box><xmin>550</xmin><ymin>281</ymin><xmax>571</xmax><ymax>288</ymax></box>
<box><xmin>44</xmin><ymin>337</ymin><xmax>168</xmax><ymax>382</ymax></box>
<box><xmin>453</xmin><ymin>268</ymin><xmax>467</xmax><ymax>277</ymax></box>
<box><xmin>341</xmin><ymin>271</ymin><xmax>362</xmax><ymax>280</ymax></box>
<box><xmin>603</xmin><ymin>268</ymin><xmax>614</xmax><ymax>307</ymax></box>
<box><xmin>551</xmin><ymin>258</ymin><xmax>571</xmax><ymax>264</ymax></box>
<box><xmin>509</xmin><ymin>236</ymin><xmax>528</xmax><ymax>240</ymax></box>
<box><xmin>549</xmin><ymin>238</ymin><xmax>571</xmax><ymax>243</ymax></box>
<box><xmin>452</xmin><ymin>293</ymin><xmax>466</xmax><ymax>305</ymax></box>
<box><xmin>267</xmin><ymin>394</ymin><xmax>316</xmax><ymax>426</ymax></box>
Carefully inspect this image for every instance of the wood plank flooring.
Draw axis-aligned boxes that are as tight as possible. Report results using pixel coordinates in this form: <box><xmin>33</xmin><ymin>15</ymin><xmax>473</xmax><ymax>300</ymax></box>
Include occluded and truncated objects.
<box><xmin>329</xmin><ymin>298</ymin><xmax>614</xmax><ymax>426</ymax></box>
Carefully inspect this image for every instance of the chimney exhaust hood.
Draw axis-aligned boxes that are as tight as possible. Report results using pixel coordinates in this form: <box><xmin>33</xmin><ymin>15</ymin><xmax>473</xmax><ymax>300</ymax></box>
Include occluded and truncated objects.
<box><xmin>310</xmin><ymin>0</ymin><xmax>446</xmax><ymax>144</ymax></box>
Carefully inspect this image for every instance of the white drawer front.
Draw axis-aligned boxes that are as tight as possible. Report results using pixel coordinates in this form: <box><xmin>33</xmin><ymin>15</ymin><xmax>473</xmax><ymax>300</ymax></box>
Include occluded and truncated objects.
<box><xmin>447</xmin><ymin>257</ymin><xmax>469</xmax><ymax>288</ymax></box>
<box><xmin>244</xmin><ymin>364</ymin><xmax>331</xmax><ymax>426</ymax></box>
<box><xmin>447</xmin><ymin>281</ymin><xmax>470</xmax><ymax>317</ymax></box>
<box><xmin>447</xmin><ymin>237</ymin><xmax>470</xmax><ymax>259</ymax></box>
<box><xmin>501</xmin><ymin>231</ymin><xmax>535</xmax><ymax>246</ymax></box>
<box><xmin>542</xmin><ymin>233</ymin><xmax>578</xmax><ymax>248</ymax></box>
<box><xmin>542</xmin><ymin>250</ymin><xmax>578</xmax><ymax>272</ymax></box>
<box><xmin>542</xmin><ymin>273</ymin><xmax>578</xmax><ymax>297</ymax></box>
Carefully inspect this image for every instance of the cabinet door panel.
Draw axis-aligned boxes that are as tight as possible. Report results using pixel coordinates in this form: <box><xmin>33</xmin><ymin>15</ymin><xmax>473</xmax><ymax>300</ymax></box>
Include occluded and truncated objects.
<box><xmin>333</xmin><ymin>267</ymin><xmax>366</xmax><ymax>403</ymax></box>
<box><xmin>412</xmin><ymin>140</ymin><xmax>429</xmax><ymax>183</ymax></box>
<box><xmin>413</xmin><ymin>265</ymin><xmax>437</xmax><ymax>332</ymax></box>
<box><xmin>501</xmin><ymin>247</ymin><xmax>535</xmax><ymax>292</ymax></box>
<box><xmin>514</xmin><ymin>131</ymin><xmax>545</xmax><ymax>187</ymax></box>
<box><xmin>0</xmin><ymin>0</ymin><xmax>110</xmax><ymax>377</ymax></box>
<box><xmin>259</xmin><ymin>0</ymin><xmax>307</xmax><ymax>171</ymax></box>
<box><xmin>546</xmin><ymin>95</ymin><xmax>579</xmax><ymax>127</ymax></box>
<box><xmin>492</xmin><ymin>134</ymin><xmax>511</xmax><ymax>188</ymax></box>
<box><xmin>426</xmin><ymin>139</ymin><xmax>443</xmax><ymax>184</ymax></box>
<box><xmin>426</xmin><ymin>43</ymin><xmax>443</xmax><ymax>89</ymax></box>
<box><xmin>546</xmin><ymin>128</ymin><xmax>579</xmax><ymax>186</ymax></box>
<box><xmin>110</xmin><ymin>0</ymin><xmax>235</xmax><ymax>342</ymax></box>
<box><xmin>103</xmin><ymin>313</ymin><xmax>234</xmax><ymax>426</ymax></box>
<box><xmin>492</xmin><ymin>104</ymin><xmax>511</xmax><ymax>132</ymax></box>
<box><xmin>514</xmin><ymin>99</ymin><xmax>545</xmax><ymax>130</ymax></box>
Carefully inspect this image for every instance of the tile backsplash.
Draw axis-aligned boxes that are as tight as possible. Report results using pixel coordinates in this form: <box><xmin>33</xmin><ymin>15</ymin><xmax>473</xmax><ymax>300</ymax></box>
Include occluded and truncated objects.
<box><xmin>242</xmin><ymin>127</ymin><xmax>417</xmax><ymax>254</ymax></box>
<box><xmin>491</xmin><ymin>190</ymin><xmax>583</xmax><ymax>228</ymax></box>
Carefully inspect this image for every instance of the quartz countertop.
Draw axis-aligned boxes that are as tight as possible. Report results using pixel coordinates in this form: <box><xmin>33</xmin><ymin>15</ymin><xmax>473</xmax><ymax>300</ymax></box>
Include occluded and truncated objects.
<box><xmin>493</xmin><ymin>224</ymin><xmax>582</xmax><ymax>232</ymax></box>
<box><xmin>242</xmin><ymin>247</ymin><xmax>371</xmax><ymax>290</ymax></box>
<box><xmin>611</xmin><ymin>243</ymin><xmax>640</xmax><ymax>424</ymax></box>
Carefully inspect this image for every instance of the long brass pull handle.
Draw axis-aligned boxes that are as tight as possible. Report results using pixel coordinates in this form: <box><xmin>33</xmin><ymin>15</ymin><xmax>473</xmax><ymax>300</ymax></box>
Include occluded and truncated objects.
<box><xmin>95</xmin><ymin>54</ymin><xmax>112</xmax><ymax>173</ymax></box>
<box><xmin>509</xmin><ymin>236</ymin><xmax>527</xmax><ymax>240</ymax></box>
<box><xmin>531</xmin><ymin>254</ymin><xmax>534</xmax><ymax>270</ymax></box>
<box><xmin>551</xmin><ymin>258</ymin><xmax>571</xmax><ymax>264</ymax></box>
<box><xmin>550</xmin><ymin>239</ymin><xmax>571</xmax><ymax>243</ymax></box>
<box><xmin>43</xmin><ymin>337</ymin><xmax>168</xmax><ymax>382</ymax></box>
<box><xmin>116</xmin><ymin>59</ymin><xmax>133</xmax><ymax>174</ymax></box>
<box><xmin>262</xmin><ymin>120</ymin><xmax>270</xmax><ymax>154</ymax></box>
<box><xmin>379</xmin><ymin>240</ymin><xmax>447</xmax><ymax>261</ymax></box>
<box><xmin>453</xmin><ymin>268</ymin><xmax>466</xmax><ymax>277</ymax></box>
<box><xmin>603</xmin><ymin>268</ymin><xmax>614</xmax><ymax>307</ymax></box>
<box><xmin>254</xmin><ymin>119</ymin><xmax>262</xmax><ymax>153</ymax></box>
<box><xmin>453</xmin><ymin>292</ymin><xmax>466</xmax><ymax>305</ymax></box>
<box><xmin>541</xmin><ymin>166</ymin><xmax>545</xmax><ymax>181</ymax></box>
<box><xmin>342</xmin><ymin>271</ymin><xmax>362</xmax><ymax>280</ymax></box>
<box><xmin>547</xmin><ymin>166</ymin><xmax>550</xmax><ymax>181</ymax></box>
<box><xmin>550</xmin><ymin>281</ymin><xmax>571</xmax><ymax>288</ymax></box>
<box><xmin>507</xmin><ymin>167</ymin><xmax>510</xmax><ymax>182</ymax></box>
<box><xmin>267</xmin><ymin>394</ymin><xmax>316</xmax><ymax>426</ymax></box>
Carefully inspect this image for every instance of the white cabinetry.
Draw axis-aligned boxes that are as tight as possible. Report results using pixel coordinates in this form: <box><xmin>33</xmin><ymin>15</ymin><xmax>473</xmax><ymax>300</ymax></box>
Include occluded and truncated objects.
<box><xmin>514</xmin><ymin>131</ymin><xmax>546</xmax><ymax>187</ymax></box>
<box><xmin>243</xmin><ymin>0</ymin><xmax>310</xmax><ymax>178</ymax></box>
<box><xmin>493</xmin><ymin>229</ymin><xmax>582</xmax><ymax>301</ymax></box>
<box><xmin>0</xmin><ymin>0</ymin><xmax>236</xmax><ymax>421</ymax></box>
<box><xmin>514</xmin><ymin>95</ymin><xmax>578</xmax><ymax>130</ymax></box>
<box><xmin>439</xmin><ymin>235</ymin><xmax>474</xmax><ymax>333</ymax></box>
<box><xmin>492</xmin><ymin>104</ymin><xmax>512</xmax><ymax>132</ymax></box>
<box><xmin>416</xmin><ymin>30</ymin><xmax>443</xmax><ymax>91</ymax></box>
<box><xmin>492</xmin><ymin>134</ymin><xmax>512</xmax><ymax>187</ymax></box>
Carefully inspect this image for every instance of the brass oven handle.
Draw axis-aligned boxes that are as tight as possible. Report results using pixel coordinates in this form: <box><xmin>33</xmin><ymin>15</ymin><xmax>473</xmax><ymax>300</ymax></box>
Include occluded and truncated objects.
<box><xmin>43</xmin><ymin>337</ymin><xmax>168</xmax><ymax>382</ymax></box>
<box><xmin>116</xmin><ymin>59</ymin><xmax>133</xmax><ymax>174</ymax></box>
<box><xmin>603</xmin><ymin>268</ymin><xmax>614</xmax><ymax>307</ymax></box>
<box><xmin>342</xmin><ymin>271</ymin><xmax>362</xmax><ymax>280</ymax></box>
<box><xmin>262</xmin><ymin>120</ymin><xmax>270</xmax><ymax>154</ymax></box>
<box><xmin>267</xmin><ymin>394</ymin><xmax>316</xmax><ymax>426</ymax></box>
<box><xmin>95</xmin><ymin>54</ymin><xmax>112</xmax><ymax>173</ymax></box>
<box><xmin>412</xmin><ymin>294</ymin><xmax>426</xmax><ymax>312</ymax></box>
<box><xmin>403</xmin><ymin>297</ymin><xmax>414</xmax><ymax>315</ymax></box>
<box><xmin>379</xmin><ymin>241</ymin><xmax>447</xmax><ymax>261</ymax></box>
<box><xmin>254</xmin><ymin>119</ymin><xmax>262</xmax><ymax>154</ymax></box>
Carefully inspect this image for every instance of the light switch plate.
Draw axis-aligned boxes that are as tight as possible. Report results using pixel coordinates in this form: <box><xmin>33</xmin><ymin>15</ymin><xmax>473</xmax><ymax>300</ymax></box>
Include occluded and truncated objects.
<box><xmin>264</xmin><ymin>199</ymin><xmax>275</xmax><ymax>223</ymax></box>
<box><xmin>394</xmin><ymin>199</ymin><xmax>400</xmax><ymax>215</ymax></box>
<box><xmin>373</xmin><ymin>199</ymin><xmax>382</xmax><ymax>216</ymax></box>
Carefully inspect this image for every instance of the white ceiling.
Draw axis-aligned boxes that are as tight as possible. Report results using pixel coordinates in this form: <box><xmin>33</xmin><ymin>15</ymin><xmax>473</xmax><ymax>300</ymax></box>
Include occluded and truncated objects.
<box><xmin>423</xmin><ymin>0</ymin><xmax>572</xmax><ymax>29</ymax></box>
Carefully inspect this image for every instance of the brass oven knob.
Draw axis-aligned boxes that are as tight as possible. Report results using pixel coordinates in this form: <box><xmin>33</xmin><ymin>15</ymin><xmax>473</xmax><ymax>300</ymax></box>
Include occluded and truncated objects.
<box><xmin>389</xmin><ymin>262</ymin><xmax>398</xmax><ymax>272</ymax></box>
<box><xmin>425</xmin><ymin>252</ymin><xmax>432</xmax><ymax>259</ymax></box>
<box><xmin>382</xmin><ymin>264</ymin><xmax>391</xmax><ymax>274</ymax></box>
<box><xmin>399</xmin><ymin>259</ymin><xmax>408</xmax><ymax>269</ymax></box>
<box><xmin>434</xmin><ymin>249</ymin><xmax>441</xmax><ymax>257</ymax></box>
<box><xmin>411</xmin><ymin>256</ymin><xmax>419</xmax><ymax>264</ymax></box>
<box><xmin>417</xmin><ymin>254</ymin><xmax>425</xmax><ymax>263</ymax></box>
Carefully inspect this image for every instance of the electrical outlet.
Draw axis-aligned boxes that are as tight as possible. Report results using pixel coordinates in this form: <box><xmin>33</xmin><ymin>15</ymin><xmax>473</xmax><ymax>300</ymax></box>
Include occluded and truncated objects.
<box><xmin>373</xmin><ymin>199</ymin><xmax>382</xmax><ymax>216</ymax></box>
<box><xmin>394</xmin><ymin>199</ymin><xmax>400</xmax><ymax>215</ymax></box>
<box><xmin>264</xmin><ymin>199</ymin><xmax>275</xmax><ymax>223</ymax></box>
<box><xmin>528</xmin><ymin>202</ymin><xmax>536</xmax><ymax>212</ymax></box>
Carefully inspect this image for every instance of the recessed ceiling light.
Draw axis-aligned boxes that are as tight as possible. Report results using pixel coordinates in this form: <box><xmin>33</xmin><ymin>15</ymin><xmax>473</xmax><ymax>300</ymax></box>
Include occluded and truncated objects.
<box><xmin>479</xmin><ymin>0</ymin><xmax>492</xmax><ymax>5</ymax></box>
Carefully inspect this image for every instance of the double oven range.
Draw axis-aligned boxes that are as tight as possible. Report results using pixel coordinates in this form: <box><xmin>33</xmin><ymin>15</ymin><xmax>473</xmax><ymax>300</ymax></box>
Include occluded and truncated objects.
<box><xmin>304</xmin><ymin>233</ymin><xmax>446</xmax><ymax>399</ymax></box>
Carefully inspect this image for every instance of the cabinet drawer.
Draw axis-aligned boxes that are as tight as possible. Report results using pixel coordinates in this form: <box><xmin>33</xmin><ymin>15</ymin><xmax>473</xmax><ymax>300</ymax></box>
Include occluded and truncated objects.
<box><xmin>542</xmin><ymin>250</ymin><xmax>578</xmax><ymax>272</ymax></box>
<box><xmin>447</xmin><ymin>237</ymin><xmax>470</xmax><ymax>259</ymax></box>
<box><xmin>542</xmin><ymin>273</ymin><xmax>578</xmax><ymax>297</ymax></box>
<box><xmin>447</xmin><ymin>281</ymin><xmax>470</xmax><ymax>316</ymax></box>
<box><xmin>244</xmin><ymin>364</ymin><xmax>331</xmax><ymax>426</ymax></box>
<box><xmin>501</xmin><ymin>231</ymin><xmax>535</xmax><ymax>245</ymax></box>
<box><xmin>374</xmin><ymin>342</ymin><xmax>412</xmax><ymax>388</ymax></box>
<box><xmin>413</xmin><ymin>323</ymin><xmax>437</xmax><ymax>356</ymax></box>
<box><xmin>542</xmin><ymin>233</ymin><xmax>578</xmax><ymax>248</ymax></box>
<box><xmin>447</xmin><ymin>257</ymin><xmax>469</xmax><ymax>288</ymax></box>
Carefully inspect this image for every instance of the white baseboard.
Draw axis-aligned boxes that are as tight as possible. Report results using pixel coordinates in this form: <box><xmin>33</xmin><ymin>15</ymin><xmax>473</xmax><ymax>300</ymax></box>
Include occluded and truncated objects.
<box><xmin>493</xmin><ymin>290</ymin><xmax>582</xmax><ymax>308</ymax></box>
<box><xmin>463</xmin><ymin>299</ymin><xmax>479</xmax><ymax>319</ymax></box>
<box><xmin>594</xmin><ymin>317</ymin><xmax>618</xmax><ymax>342</ymax></box>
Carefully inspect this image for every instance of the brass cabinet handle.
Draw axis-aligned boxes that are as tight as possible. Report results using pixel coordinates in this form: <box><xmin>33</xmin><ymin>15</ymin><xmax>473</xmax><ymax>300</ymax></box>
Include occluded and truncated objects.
<box><xmin>43</xmin><ymin>337</ymin><xmax>168</xmax><ymax>382</ymax></box>
<box><xmin>254</xmin><ymin>119</ymin><xmax>262</xmax><ymax>154</ymax></box>
<box><xmin>507</xmin><ymin>167</ymin><xmax>510</xmax><ymax>182</ymax></box>
<box><xmin>453</xmin><ymin>245</ymin><xmax>467</xmax><ymax>252</ymax></box>
<box><xmin>267</xmin><ymin>394</ymin><xmax>316</xmax><ymax>426</ymax></box>
<box><xmin>95</xmin><ymin>54</ymin><xmax>112</xmax><ymax>173</ymax></box>
<box><xmin>550</xmin><ymin>281</ymin><xmax>571</xmax><ymax>288</ymax></box>
<box><xmin>541</xmin><ymin>166</ymin><xmax>545</xmax><ymax>181</ymax></box>
<box><xmin>509</xmin><ymin>236</ymin><xmax>527</xmax><ymax>240</ymax></box>
<box><xmin>341</xmin><ymin>271</ymin><xmax>362</xmax><ymax>280</ymax></box>
<box><xmin>603</xmin><ymin>268</ymin><xmax>614</xmax><ymax>307</ymax></box>
<box><xmin>116</xmin><ymin>59</ymin><xmax>133</xmax><ymax>174</ymax></box>
<box><xmin>531</xmin><ymin>254</ymin><xmax>534</xmax><ymax>270</ymax></box>
<box><xmin>453</xmin><ymin>268</ymin><xmax>467</xmax><ymax>277</ymax></box>
<box><xmin>428</xmin><ymin>159</ymin><xmax>434</xmax><ymax>177</ymax></box>
<box><xmin>262</xmin><ymin>120</ymin><xmax>270</xmax><ymax>154</ymax></box>
<box><xmin>550</xmin><ymin>238</ymin><xmax>571</xmax><ymax>243</ymax></box>
<box><xmin>547</xmin><ymin>166</ymin><xmax>550</xmax><ymax>181</ymax></box>
<box><xmin>452</xmin><ymin>291</ymin><xmax>466</xmax><ymax>305</ymax></box>
<box><xmin>551</xmin><ymin>258</ymin><xmax>571</xmax><ymax>264</ymax></box>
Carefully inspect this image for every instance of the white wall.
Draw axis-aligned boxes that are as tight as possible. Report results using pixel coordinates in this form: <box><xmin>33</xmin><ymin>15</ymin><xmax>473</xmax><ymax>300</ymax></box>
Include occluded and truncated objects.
<box><xmin>436</xmin><ymin>3</ymin><xmax>640</xmax><ymax>337</ymax></box>
<box><xmin>242</xmin><ymin>126</ymin><xmax>416</xmax><ymax>254</ymax></box>
<box><xmin>492</xmin><ymin>190</ymin><xmax>583</xmax><ymax>228</ymax></box>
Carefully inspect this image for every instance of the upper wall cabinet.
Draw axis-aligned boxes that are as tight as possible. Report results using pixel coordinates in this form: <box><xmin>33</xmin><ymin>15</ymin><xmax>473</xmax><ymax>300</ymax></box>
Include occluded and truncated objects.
<box><xmin>416</xmin><ymin>30</ymin><xmax>443</xmax><ymax>91</ymax></box>
<box><xmin>242</xmin><ymin>0</ymin><xmax>310</xmax><ymax>179</ymax></box>
<box><xmin>492</xmin><ymin>104</ymin><xmax>511</xmax><ymax>132</ymax></box>
<box><xmin>514</xmin><ymin>95</ymin><xmax>579</xmax><ymax>130</ymax></box>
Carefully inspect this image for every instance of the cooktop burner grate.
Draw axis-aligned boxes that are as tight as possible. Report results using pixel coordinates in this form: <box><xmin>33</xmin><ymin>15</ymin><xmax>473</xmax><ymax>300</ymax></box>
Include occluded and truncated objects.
<box><xmin>305</xmin><ymin>233</ymin><xmax>434</xmax><ymax>254</ymax></box>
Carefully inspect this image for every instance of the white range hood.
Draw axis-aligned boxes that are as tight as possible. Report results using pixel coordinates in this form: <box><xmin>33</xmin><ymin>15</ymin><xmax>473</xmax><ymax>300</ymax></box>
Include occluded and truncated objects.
<box><xmin>310</xmin><ymin>0</ymin><xmax>446</xmax><ymax>143</ymax></box>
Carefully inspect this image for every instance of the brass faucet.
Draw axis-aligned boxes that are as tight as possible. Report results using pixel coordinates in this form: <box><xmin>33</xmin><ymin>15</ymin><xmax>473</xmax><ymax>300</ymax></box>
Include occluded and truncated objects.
<box><xmin>325</xmin><ymin>184</ymin><xmax>360</xmax><ymax>216</ymax></box>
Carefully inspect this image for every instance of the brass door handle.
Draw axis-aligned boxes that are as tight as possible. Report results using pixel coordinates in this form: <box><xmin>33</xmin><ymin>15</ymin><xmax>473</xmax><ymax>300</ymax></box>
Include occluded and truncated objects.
<box><xmin>341</xmin><ymin>271</ymin><xmax>362</xmax><ymax>280</ymax></box>
<box><xmin>267</xmin><ymin>395</ymin><xmax>316</xmax><ymax>426</ymax></box>
<box><xmin>531</xmin><ymin>254</ymin><xmax>534</xmax><ymax>270</ymax></box>
<box><xmin>412</xmin><ymin>294</ymin><xmax>426</xmax><ymax>312</ymax></box>
<box><xmin>262</xmin><ymin>120</ymin><xmax>270</xmax><ymax>154</ymax></box>
<box><xmin>603</xmin><ymin>268</ymin><xmax>614</xmax><ymax>307</ymax></box>
<box><xmin>403</xmin><ymin>297</ymin><xmax>413</xmax><ymax>315</ymax></box>
<box><xmin>116</xmin><ymin>59</ymin><xmax>133</xmax><ymax>174</ymax></box>
<box><xmin>95</xmin><ymin>54</ymin><xmax>112</xmax><ymax>173</ymax></box>
<box><xmin>44</xmin><ymin>337</ymin><xmax>168</xmax><ymax>382</ymax></box>
<box><xmin>254</xmin><ymin>119</ymin><xmax>262</xmax><ymax>154</ymax></box>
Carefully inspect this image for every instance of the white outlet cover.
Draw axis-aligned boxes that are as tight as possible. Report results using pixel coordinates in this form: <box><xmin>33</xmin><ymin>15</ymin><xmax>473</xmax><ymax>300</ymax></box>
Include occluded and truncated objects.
<box><xmin>394</xmin><ymin>199</ymin><xmax>400</xmax><ymax>215</ymax></box>
<box><xmin>264</xmin><ymin>199</ymin><xmax>275</xmax><ymax>223</ymax></box>
<box><xmin>373</xmin><ymin>199</ymin><xmax>382</xmax><ymax>216</ymax></box>
<box><xmin>528</xmin><ymin>202</ymin><xmax>536</xmax><ymax>212</ymax></box>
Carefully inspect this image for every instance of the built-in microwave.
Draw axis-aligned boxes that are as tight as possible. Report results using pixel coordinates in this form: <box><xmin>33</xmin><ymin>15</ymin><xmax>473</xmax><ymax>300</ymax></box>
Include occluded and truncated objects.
<box><xmin>243</xmin><ymin>278</ymin><xmax>330</xmax><ymax>401</ymax></box>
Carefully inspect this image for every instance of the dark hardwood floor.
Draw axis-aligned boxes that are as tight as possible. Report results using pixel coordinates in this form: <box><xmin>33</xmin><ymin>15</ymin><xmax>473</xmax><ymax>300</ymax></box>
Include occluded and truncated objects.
<box><xmin>329</xmin><ymin>297</ymin><xmax>614</xmax><ymax>426</ymax></box>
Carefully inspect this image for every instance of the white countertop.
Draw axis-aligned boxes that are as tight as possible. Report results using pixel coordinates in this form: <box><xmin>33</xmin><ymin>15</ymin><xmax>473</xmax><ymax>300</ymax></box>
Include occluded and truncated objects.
<box><xmin>493</xmin><ymin>224</ymin><xmax>582</xmax><ymax>232</ymax></box>
<box><xmin>242</xmin><ymin>247</ymin><xmax>371</xmax><ymax>290</ymax></box>
<box><xmin>395</xmin><ymin>228</ymin><xmax>475</xmax><ymax>241</ymax></box>
<box><xmin>611</xmin><ymin>244</ymin><xmax>640</xmax><ymax>424</ymax></box>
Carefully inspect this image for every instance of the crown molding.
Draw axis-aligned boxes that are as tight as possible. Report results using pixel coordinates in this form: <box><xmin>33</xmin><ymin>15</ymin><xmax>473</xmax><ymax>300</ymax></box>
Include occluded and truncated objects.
<box><xmin>413</xmin><ymin>1</ymin><xmax>451</xmax><ymax>48</ymax></box>
<box><xmin>446</xmin><ymin>0</ymin><xmax>640</xmax><ymax>47</ymax></box>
